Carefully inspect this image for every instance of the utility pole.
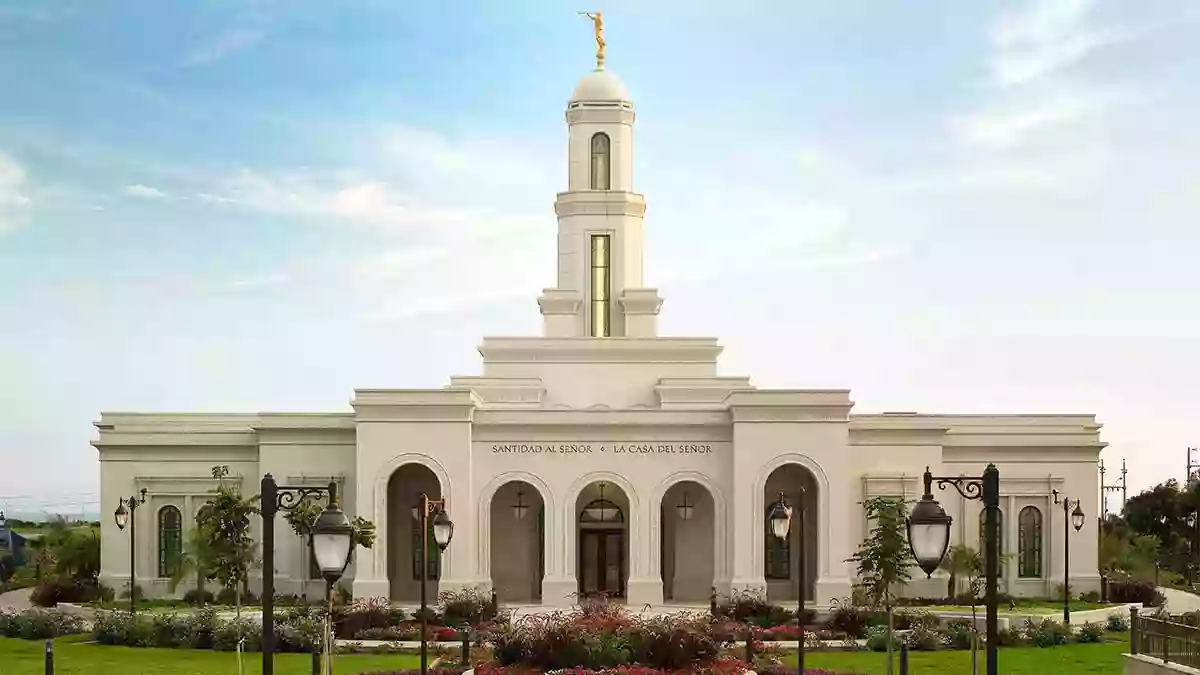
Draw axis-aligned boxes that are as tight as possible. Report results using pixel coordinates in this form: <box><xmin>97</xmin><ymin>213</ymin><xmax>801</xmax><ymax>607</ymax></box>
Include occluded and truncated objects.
<box><xmin>1186</xmin><ymin>447</ymin><xmax>1199</xmax><ymax>489</ymax></box>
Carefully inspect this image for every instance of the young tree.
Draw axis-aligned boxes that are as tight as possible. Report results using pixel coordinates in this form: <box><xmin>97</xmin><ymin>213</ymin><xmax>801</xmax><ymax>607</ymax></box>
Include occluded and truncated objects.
<box><xmin>939</xmin><ymin>544</ymin><xmax>978</xmax><ymax>598</ymax></box>
<box><xmin>281</xmin><ymin>494</ymin><xmax>377</xmax><ymax>595</ymax></box>
<box><xmin>167</xmin><ymin>527</ymin><xmax>218</xmax><ymax>604</ymax></box>
<box><xmin>846</xmin><ymin>497</ymin><xmax>913</xmax><ymax>675</ymax></box>
<box><xmin>195</xmin><ymin>484</ymin><xmax>260</xmax><ymax>613</ymax></box>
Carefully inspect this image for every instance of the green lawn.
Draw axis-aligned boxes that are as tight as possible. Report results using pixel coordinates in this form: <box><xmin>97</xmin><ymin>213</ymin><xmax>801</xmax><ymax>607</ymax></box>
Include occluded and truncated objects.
<box><xmin>0</xmin><ymin>635</ymin><xmax>1130</xmax><ymax>675</ymax></box>
<box><xmin>0</xmin><ymin>636</ymin><xmax>421</xmax><ymax>675</ymax></box>
<box><xmin>921</xmin><ymin>601</ymin><xmax>1110</xmax><ymax>615</ymax></box>
<box><xmin>790</xmin><ymin>638</ymin><xmax>1129</xmax><ymax>675</ymax></box>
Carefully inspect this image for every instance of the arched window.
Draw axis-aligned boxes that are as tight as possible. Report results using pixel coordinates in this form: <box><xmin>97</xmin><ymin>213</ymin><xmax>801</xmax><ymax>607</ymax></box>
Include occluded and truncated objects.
<box><xmin>765</xmin><ymin>504</ymin><xmax>790</xmax><ymax>580</ymax></box>
<box><xmin>979</xmin><ymin>508</ymin><xmax>1004</xmax><ymax>572</ymax></box>
<box><xmin>1017</xmin><ymin>506</ymin><xmax>1043</xmax><ymax>578</ymax></box>
<box><xmin>157</xmin><ymin>506</ymin><xmax>182</xmax><ymax>578</ymax></box>
<box><xmin>412</xmin><ymin>511</ymin><xmax>441</xmax><ymax>580</ymax></box>
<box><xmin>590</xmin><ymin>132</ymin><xmax>611</xmax><ymax>190</ymax></box>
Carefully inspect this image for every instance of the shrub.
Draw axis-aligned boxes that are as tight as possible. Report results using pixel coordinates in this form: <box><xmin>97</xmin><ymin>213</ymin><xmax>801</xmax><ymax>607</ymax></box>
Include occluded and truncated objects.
<box><xmin>215</xmin><ymin>587</ymin><xmax>258</xmax><ymax>606</ymax></box>
<box><xmin>1105</xmin><ymin>613</ymin><xmax>1129</xmax><ymax>632</ymax></box>
<box><xmin>93</xmin><ymin>611</ymin><xmax>153</xmax><ymax>647</ymax></box>
<box><xmin>714</xmin><ymin>590</ymin><xmax>795</xmax><ymax>628</ymax></box>
<box><xmin>183</xmin><ymin>589</ymin><xmax>215</xmax><ymax>605</ymax></box>
<box><xmin>440</xmin><ymin>587</ymin><xmax>497</xmax><ymax>628</ymax></box>
<box><xmin>941</xmin><ymin>618</ymin><xmax>976</xmax><ymax>650</ymax></box>
<box><xmin>335</xmin><ymin>596</ymin><xmax>399</xmax><ymax>638</ymax></box>
<box><xmin>1078</xmin><ymin>590</ymin><xmax>1102</xmax><ymax>603</ymax></box>
<box><xmin>276</xmin><ymin>614</ymin><xmax>322</xmax><ymax>652</ymax></box>
<box><xmin>864</xmin><ymin>625</ymin><xmax>897</xmax><ymax>652</ymax></box>
<box><xmin>1108</xmin><ymin>580</ymin><xmax>1166</xmax><ymax>607</ymax></box>
<box><xmin>995</xmin><ymin>626</ymin><xmax>1027</xmax><ymax>647</ymax></box>
<box><xmin>825</xmin><ymin>605</ymin><xmax>869</xmax><ymax>638</ymax></box>
<box><xmin>1076</xmin><ymin>621</ymin><xmax>1105</xmax><ymax>643</ymax></box>
<box><xmin>1023</xmin><ymin>617</ymin><xmax>1070</xmax><ymax>648</ymax></box>
<box><xmin>29</xmin><ymin>579</ymin><xmax>101</xmax><ymax>607</ymax></box>
<box><xmin>903</xmin><ymin>623</ymin><xmax>944</xmax><ymax>651</ymax></box>
<box><xmin>213</xmin><ymin>616</ymin><xmax>261</xmax><ymax>652</ymax></box>
<box><xmin>0</xmin><ymin>607</ymin><xmax>85</xmax><ymax>639</ymax></box>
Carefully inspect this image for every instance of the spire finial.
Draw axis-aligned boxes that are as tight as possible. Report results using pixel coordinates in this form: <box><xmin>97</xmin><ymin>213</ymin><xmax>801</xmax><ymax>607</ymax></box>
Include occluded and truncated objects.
<box><xmin>579</xmin><ymin>11</ymin><xmax>606</xmax><ymax>70</ymax></box>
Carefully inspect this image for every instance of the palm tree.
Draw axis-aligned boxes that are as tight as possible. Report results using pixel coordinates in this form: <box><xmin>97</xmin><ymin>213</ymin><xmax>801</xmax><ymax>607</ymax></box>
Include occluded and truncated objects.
<box><xmin>939</xmin><ymin>544</ymin><xmax>982</xmax><ymax>598</ymax></box>
<box><xmin>168</xmin><ymin>528</ymin><xmax>217</xmax><ymax>605</ymax></box>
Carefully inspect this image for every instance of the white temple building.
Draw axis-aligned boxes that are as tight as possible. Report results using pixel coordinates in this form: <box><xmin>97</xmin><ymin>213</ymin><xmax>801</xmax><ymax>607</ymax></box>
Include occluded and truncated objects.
<box><xmin>94</xmin><ymin>57</ymin><xmax>1105</xmax><ymax>609</ymax></box>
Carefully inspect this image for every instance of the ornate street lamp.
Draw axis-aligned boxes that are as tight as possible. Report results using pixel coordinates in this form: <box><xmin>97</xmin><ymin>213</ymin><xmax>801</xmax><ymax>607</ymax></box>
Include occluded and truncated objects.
<box><xmin>259</xmin><ymin>475</ymin><xmax>341</xmax><ymax>675</ymax></box>
<box><xmin>113</xmin><ymin>488</ymin><xmax>148</xmax><ymax>616</ymax></box>
<box><xmin>416</xmin><ymin>494</ymin><xmax>454</xmax><ymax>675</ymax></box>
<box><xmin>1052</xmin><ymin>490</ymin><xmax>1085</xmax><ymax>624</ymax></box>
<box><xmin>310</xmin><ymin>486</ymin><xmax>354</xmax><ymax>675</ymax></box>
<box><xmin>907</xmin><ymin>465</ymin><xmax>1000</xmax><ymax>675</ymax></box>
<box><xmin>768</xmin><ymin>489</ymin><xmax>805</xmax><ymax>675</ymax></box>
<box><xmin>676</xmin><ymin>492</ymin><xmax>695</xmax><ymax>521</ymax></box>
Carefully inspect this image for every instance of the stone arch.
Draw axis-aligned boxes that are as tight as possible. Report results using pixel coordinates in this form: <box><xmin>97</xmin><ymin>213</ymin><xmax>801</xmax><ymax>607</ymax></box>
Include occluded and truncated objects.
<box><xmin>754</xmin><ymin>453</ymin><xmax>831</xmax><ymax>580</ymax></box>
<box><xmin>649</xmin><ymin>471</ymin><xmax>728</xmax><ymax>583</ymax></box>
<box><xmin>476</xmin><ymin>471</ymin><xmax>555</xmax><ymax>580</ymax></box>
<box><xmin>564</xmin><ymin>471</ymin><xmax>642</xmax><ymax>582</ymax></box>
<box><xmin>371</xmin><ymin>453</ymin><xmax>452</xmax><ymax>580</ymax></box>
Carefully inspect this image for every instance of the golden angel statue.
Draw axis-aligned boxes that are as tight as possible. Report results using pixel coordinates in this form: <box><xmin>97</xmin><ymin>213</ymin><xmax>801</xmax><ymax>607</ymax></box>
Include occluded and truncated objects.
<box><xmin>579</xmin><ymin>11</ymin><xmax>606</xmax><ymax>69</ymax></box>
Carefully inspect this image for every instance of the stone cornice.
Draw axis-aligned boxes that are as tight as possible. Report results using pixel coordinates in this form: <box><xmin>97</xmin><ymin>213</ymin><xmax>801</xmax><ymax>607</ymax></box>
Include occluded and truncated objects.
<box><xmin>655</xmin><ymin>377</ymin><xmax>754</xmax><ymax>410</ymax></box>
<box><xmin>254</xmin><ymin>413</ymin><xmax>354</xmax><ymax>430</ymax></box>
<box><xmin>352</xmin><ymin>388</ymin><xmax>478</xmax><ymax>423</ymax></box>
<box><xmin>134</xmin><ymin>475</ymin><xmax>243</xmax><ymax>496</ymax></box>
<box><xmin>850</xmin><ymin>427</ymin><xmax>948</xmax><ymax>446</ymax></box>
<box><xmin>554</xmin><ymin>191</ymin><xmax>646</xmax><ymax>218</ymax></box>
<box><xmin>565</xmin><ymin>105</ymin><xmax>635</xmax><ymax>125</ymax></box>
<box><xmin>92</xmin><ymin>432</ymin><xmax>258</xmax><ymax>448</ymax></box>
<box><xmin>473</xmin><ymin>407</ymin><xmax>729</xmax><ymax>429</ymax></box>
<box><xmin>619</xmin><ymin>289</ymin><xmax>663</xmax><ymax>315</ymax></box>
<box><xmin>477</xmin><ymin>337</ymin><xmax>722</xmax><ymax>364</ymax></box>
<box><xmin>862</xmin><ymin>473</ymin><xmax>1067</xmax><ymax>498</ymax></box>
<box><xmin>446</xmin><ymin>377</ymin><xmax>545</xmax><ymax>407</ymax></box>
<box><xmin>537</xmin><ymin>289</ymin><xmax>581</xmax><ymax>315</ymax></box>
<box><xmin>726</xmin><ymin>389</ymin><xmax>854</xmax><ymax>423</ymax></box>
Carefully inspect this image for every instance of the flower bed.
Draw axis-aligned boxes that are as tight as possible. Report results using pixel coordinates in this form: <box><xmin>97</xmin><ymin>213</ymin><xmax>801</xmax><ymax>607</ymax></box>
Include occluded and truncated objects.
<box><xmin>358</xmin><ymin>665</ymin><xmax>861</xmax><ymax>675</ymax></box>
<box><xmin>0</xmin><ymin>607</ymin><xmax>86</xmax><ymax>639</ymax></box>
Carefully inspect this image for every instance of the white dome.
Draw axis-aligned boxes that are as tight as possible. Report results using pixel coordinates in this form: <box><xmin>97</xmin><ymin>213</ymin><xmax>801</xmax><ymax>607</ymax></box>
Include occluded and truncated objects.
<box><xmin>570</xmin><ymin>69</ymin><xmax>630</xmax><ymax>103</ymax></box>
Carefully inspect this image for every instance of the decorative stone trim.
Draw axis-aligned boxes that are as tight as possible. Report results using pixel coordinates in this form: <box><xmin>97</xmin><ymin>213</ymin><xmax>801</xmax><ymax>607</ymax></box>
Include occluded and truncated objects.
<box><xmin>134</xmin><ymin>475</ymin><xmax>242</xmax><ymax>496</ymax></box>
<box><xmin>554</xmin><ymin>191</ymin><xmax>647</xmax><ymax>218</ymax></box>
<box><xmin>537</xmin><ymin>289</ymin><xmax>581</xmax><ymax>315</ymax></box>
<box><xmin>478</xmin><ymin>337</ymin><xmax>722</xmax><ymax>364</ymax></box>
<box><xmin>619</xmin><ymin>289</ymin><xmax>663</xmax><ymax>315</ymax></box>
<box><xmin>655</xmin><ymin>377</ymin><xmax>754</xmax><ymax>409</ymax></box>
<box><xmin>726</xmin><ymin>389</ymin><xmax>854</xmax><ymax>422</ymax></box>
<box><xmin>447</xmin><ymin>377</ymin><xmax>545</xmax><ymax>406</ymax></box>
<box><xmin>353</xmin><ymin>388</ymin><xmax>479</xmax><ymax>422</ymax></box>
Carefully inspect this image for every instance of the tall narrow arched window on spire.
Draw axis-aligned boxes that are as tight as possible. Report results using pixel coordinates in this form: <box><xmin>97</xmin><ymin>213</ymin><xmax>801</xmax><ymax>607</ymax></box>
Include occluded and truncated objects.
<box><xmin>590</xmin><ymin>132</ymin><xmax>611</xmax><ymax>190</ymax></box>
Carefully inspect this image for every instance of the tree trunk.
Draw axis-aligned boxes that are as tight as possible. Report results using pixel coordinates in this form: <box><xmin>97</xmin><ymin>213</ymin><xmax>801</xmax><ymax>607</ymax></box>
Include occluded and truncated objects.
<box><xmin>886</xmin><ymin>598</ymin><xmax>895</xmax><ymax>675</ymax></box>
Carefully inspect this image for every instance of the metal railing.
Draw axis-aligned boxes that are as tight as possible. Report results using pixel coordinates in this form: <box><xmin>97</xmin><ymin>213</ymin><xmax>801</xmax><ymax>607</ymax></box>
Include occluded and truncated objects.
<box><xmin>1131</xmin><ymin>607</ymin><xmax>1200</xmax><ymax>669</ymax></box>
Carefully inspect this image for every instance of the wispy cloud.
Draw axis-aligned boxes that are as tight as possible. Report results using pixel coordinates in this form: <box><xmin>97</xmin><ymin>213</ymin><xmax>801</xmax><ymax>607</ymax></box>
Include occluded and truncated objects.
<box><xmin>182</xmin><ymin>26</ymin><xmax>268</xmax><ymax>67</ymax></box>
<box><xmin>0</xmin><ymin>152</ymin><xmax>32</xmax><ymax>233</ymax></box>
<box><xmin>124</xmin><ymin>184</ymin><xmax>166</xmax><ymax>199</ymax></box>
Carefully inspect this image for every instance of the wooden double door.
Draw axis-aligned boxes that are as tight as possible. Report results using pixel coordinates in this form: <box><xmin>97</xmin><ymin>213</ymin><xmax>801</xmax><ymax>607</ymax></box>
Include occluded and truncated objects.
<box><xmin>578</xmin><ymin>528</ymin><xmax>625</xmax><ymax>598</ymax></box>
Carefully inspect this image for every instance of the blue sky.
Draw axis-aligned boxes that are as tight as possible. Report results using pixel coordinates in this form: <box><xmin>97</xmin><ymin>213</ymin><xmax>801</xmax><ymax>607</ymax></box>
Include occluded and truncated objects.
<box><xmin>1</xmin><ymin>0</ymin><xmax>1198</xmax><ymax>515</ymax></box>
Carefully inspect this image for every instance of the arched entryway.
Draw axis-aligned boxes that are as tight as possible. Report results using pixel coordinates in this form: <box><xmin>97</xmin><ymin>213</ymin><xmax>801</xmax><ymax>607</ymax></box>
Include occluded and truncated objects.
<box><xmin>386</xmin><ymin>463</ymin><xmax>442</xmax><ymax>602</ymax></box>
<box><xmin>576</xmin><ymin>481</ymin><xmax>629</xmax><ymax>599</ymax></box>
<box><xmin>489</xmin><ymin>481</ymin><xmax>545</xmax><ymax>602</ymax></box>
<box><xmin>763</xmin><ymin>464</ymin><xmax>818</xmax><ymax>602</ymax></box>
<box><xmin>660</xmin><ymin>481</ymin><xmax>715</xmax><ymax>603</ymax></box>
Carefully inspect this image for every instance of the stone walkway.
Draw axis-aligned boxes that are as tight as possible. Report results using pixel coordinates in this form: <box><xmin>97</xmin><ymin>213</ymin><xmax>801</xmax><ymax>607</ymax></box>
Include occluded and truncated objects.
<box><xmin>0</xmin><ymin>587</ymin><xmax>33</xmax><ymax>610</ymax></box>
<box><xmin>1158</xmin><ymin>586</ymin><xmax>1200</xmax><ymax>614</ymax></box>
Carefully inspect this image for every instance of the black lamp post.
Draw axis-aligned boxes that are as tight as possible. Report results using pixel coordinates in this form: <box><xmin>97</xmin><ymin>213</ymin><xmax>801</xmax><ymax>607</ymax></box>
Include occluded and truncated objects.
<box><xmin>113</xmin><ymin>488</ymin><xmax>148</xmax><ymax>615</ymax></box>
<box><xmin>907</xmin><ymin>464</ymin><xmax>1000</xmax><ymax>675</ymax></box>
<box><xmin>416</xmin><ymin>493</ymin><xmax>454</xmax><ymax>675</ymax></box>
<box><xmin>1187</xmin><ymin>511</ymin><xmax>1199</xmax><ymax>586</ymax></box>
<box><xmin>1051</xmin><ymin>490</ymin><xmax>1085</xmax><ymax>624</ymax></box>
<box><xmin>310</xmin><ymin>487</ymin><xmax>354</xmax><ymax>675</ymax></box>
<box><xmin>768</xmin><ymin>489</ymin><xmax>804</xmax><ymax>675</ymax></box>
<box><xmin>259</xmin><ymin>475</ymin><xmax>341</xmax><ymax>675</ymax></box>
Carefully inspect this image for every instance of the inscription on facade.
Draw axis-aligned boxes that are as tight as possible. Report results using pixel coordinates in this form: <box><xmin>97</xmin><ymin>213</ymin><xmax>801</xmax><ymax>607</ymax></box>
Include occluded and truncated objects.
<box><xmin>490</xmin><ymin>443</ymin><xmax>713</xmax><ymax>455</ymax></box>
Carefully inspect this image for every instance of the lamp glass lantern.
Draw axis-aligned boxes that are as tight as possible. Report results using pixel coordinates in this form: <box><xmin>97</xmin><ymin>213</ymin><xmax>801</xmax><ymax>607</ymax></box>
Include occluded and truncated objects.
<box><xmin>1071</xmin><ymin>503</ymin><xmax>1086</xmax><ymax>531</ymax></box>
<box><xmin>907</xmin><ymin>494</ymin><xmax>954</xmax><ymax>577</ymax></box>
<box><xmin>310</xmin><ymin>502</ymin><xmax>354</xmax><ymax>582</ymax></box>
<box><xmin>676</xmin><ymin>492</ymin><xmax>695</xmax><ymax>522</ymax></box>
<box><xmin>431</xmin><ymin>509</ymin><xmax>454</xmax><ymax>551</ymax></box>
<box><xmin>114</xmin><ymin>501</ymin><xmax>130</xmax><ymax>530</ymax></box>
<box><xmin>511</xmin><ymin>490</ymin><xmax>529</xmax><ymax>521</ymax></box>
<box><xmin>768</xmin><ymin>494</ymin><xmax>791</xmax><ymax>541</ymax></box>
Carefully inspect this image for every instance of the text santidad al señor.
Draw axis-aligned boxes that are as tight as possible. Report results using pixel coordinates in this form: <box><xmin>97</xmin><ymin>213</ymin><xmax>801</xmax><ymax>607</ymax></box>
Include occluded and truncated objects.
<box><xmin>490</xmin><ymin>443</ymin><xmax>714</xmax><ymax>455</ymax></box>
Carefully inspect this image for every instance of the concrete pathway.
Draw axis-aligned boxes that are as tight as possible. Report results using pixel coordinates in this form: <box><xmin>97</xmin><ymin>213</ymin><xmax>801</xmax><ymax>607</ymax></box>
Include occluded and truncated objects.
<box><xmin>0</xmin><ymin>587</ymin><xmax>33</xmax><ymax>610</ymax></box>
<box><xmin>1158</xmin><ymin>586</ymin><xmax>1200</xmax><ymax>614</ymax></box>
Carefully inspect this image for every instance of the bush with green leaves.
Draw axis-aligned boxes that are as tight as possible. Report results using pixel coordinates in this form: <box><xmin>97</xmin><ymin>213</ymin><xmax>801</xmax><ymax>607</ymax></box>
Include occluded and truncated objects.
<box><xmin>1105</xmin><ymin>612</ymin><xmax>1129</xmax><ymax>632</ymax></box>
<box><xmin>863</xmin><ymin>625</ymin><xmax>897</xmax><ymax>652</ymax></box>
<box><xmin>940</xmin><ymin>619</ymin><xmax>975</xmax><ymax>650</ymax></box>
<box><xmin>0</xmin><ymin>607</ymin><xmax>85</xmax><ymax>639</ymax></box>
<box><xmin>1076</xmin><ymin>621</ymin><xmax>1105</xmax><ymax>643</ymax></box>
<box><xmin>1022</xmin><ymin>617</ymin><xmax>1070</xmax><ymax>647</ymax></box>
<box><xmin>440</xmin><ymin>587</ymin><xmax>497</xmax><ymax>628</ymax></box>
